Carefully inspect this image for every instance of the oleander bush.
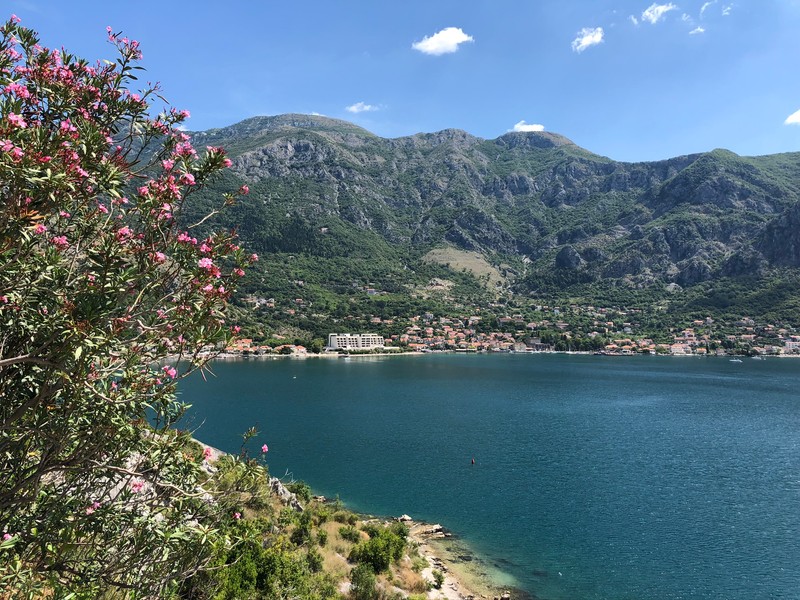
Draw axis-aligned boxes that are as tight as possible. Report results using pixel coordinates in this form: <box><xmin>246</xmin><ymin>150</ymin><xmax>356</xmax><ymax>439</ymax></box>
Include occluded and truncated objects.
<box><xmin>0</xmin><ymin>14</ymin><xmax>255</xmax><ymax>598</ymax></box>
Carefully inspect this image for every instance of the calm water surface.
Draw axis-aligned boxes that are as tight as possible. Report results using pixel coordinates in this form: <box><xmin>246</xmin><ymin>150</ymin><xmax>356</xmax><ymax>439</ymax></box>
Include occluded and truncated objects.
<box><xmin>180</xmin><ymin>354</ymin><xmax>800</xmax><ymax>600</ymax></box>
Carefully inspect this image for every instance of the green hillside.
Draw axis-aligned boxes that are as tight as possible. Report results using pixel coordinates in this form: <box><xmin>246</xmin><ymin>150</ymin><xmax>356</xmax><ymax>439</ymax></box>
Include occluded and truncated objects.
<box><xmin>182</xmin><ymin>115</ymin><xmax>800</xmax><ymax>337</ymax></box>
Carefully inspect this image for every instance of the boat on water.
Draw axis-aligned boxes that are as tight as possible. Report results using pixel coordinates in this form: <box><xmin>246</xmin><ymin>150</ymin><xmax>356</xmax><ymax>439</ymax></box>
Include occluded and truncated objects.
<box><xmin>729</xmin><ymin>358</ymin><xmax>743</xmax><ymax>363</ymax></box>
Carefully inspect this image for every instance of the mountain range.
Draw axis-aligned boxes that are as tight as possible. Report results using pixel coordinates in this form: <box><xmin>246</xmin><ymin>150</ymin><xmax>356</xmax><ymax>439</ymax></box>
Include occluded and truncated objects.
<box><xmin>184</xmin><ymin>114</ymin><xmax>800</xmax><ymax>328</ymax></box>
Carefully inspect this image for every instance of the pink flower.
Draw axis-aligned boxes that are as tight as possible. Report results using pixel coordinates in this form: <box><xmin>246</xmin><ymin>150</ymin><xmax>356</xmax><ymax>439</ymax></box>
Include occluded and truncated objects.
<box><xmin>233</xmin><ymin>268</ymin><xmax>245</xmax><ymax>277</ymax></box>
<box><xmin>180</xmin><ymin>109</ymin><xmax>191</xmax><ymax>119</ymax></box>
<box><xmin>152</xmin><ymin>251</ymin><xmax>166</xmax><ymax>263</ymax></box>
<box><xmin>199</xmin><ymin>243</ymin><xmax>212</xmax><ymax>253</ymax></box>
<box><xmin>137</xmin><ymin>185</ymin><xmax>149</xmax><ymax>196</ymax></box>
<box><xmin>179</xmin><ymin>172</ymin><xmax>196</xmax><ymax>186</ymax></box>
<box><xmin>198</xmin><ymin>257</ymin><xmax>213</xmax><ymax>270</ymax></box>
<box><xmin>250</xmin><ymin>253</ymin><xmax>259</xmax><ymax>262</ymax></box>
<box><xmin>51</xmin><ymin>235</ymin><xmax>69</xmax><ymax>250</ymax></box>
<box><xmin>2</xmin><ymin>533</ymin><xmax>12</xmax><ymax>541</ymax></box>
<box><xmin>115</xmin><ymin>226</ymin><xmax>131</xmax><ymax>242</ymax></box>
<box><xmin>7</xmin><ymin>113</ymin><xmax>26</xmax><ymax>128</ymax></box>
<box><xmin>162</xmin><ymin>365</ymin><xmax>177</xmax><ymax>379</ymax></box>
<box><xmin>261</xmin><ymin>444</ymin><xmax>269</xmax><ymax>453</ymax></box>
<box><xmin>11</xmin><ymin>14</ymin><xmax>21</xmax><ymax>23</ymax></box>
<box><xmin>174</xmin><ymin>141</ymin><xmax>196</xmax><ymax>157</ymax></box>
<box><xmin>233</xmin><ymin>512</ymin><xmax>241</xmax><ymax>520</ymax></box>
<box><xmin>239</xmin><ymin>185</ymin><xmax>249</xmax><ymax>195</ymax></box>
<box><xmin>97</xmin><ymin>203</ymin><xmax>109</xmax><ymax>214</ymax></box>
<box><xmin>85</xmin><ymin>501</ymin><xmax>101</xmax><ymax>515</ymax></box>
<box><xmin>222</xmin><ymin>158</ymin><xmax>232</xmax><ymax>168</ymax></box>
<box><xmin>33</xmin><ymin>223</ymin><xmax>47</xmax><ymax>235</ymax></box>
<box><xmin>131</xmin><ymin>480</ymin><xmax>144</xmax><ymax>493</ymax></box>
<box><xmin>59</xmin><ymin>210</ymin><xmax>71</xmax><ymax>218</ymax></box>
<box><xmin>162</xmin><ymin>159</ymin><xmax>174</xmax><ymax>170</ymax></box>
<box><xmin>203</xmin><ymin>447</ymin><xmax>213</xmax><ymax>461</ymax></box>
<box><xmin>232</xmin><ymin>325</ymin><xmax>241</xmax><ymax>333</ymax></box>
<box><xmin>177</xmin><ymin>232</ymin><xmax>197</xmax><ymax>245</ymax></box>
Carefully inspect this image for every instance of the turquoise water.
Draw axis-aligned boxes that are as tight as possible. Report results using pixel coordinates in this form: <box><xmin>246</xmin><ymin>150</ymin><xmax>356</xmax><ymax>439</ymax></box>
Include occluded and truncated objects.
<box><xmin>180</xmin><ymin>354</ymin><xmax>800</xmax><ymax>599</ymax></box>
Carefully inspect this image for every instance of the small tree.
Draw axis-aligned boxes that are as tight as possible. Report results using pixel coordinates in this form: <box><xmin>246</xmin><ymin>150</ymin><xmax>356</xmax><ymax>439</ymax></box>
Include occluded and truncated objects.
<box><xmin>349</xmin><ymin>563</ymin><xmax>377</xmax><ymax>600</ymax></box>
<box><xmin>0</xmin><ymin>15</ymin><xmax>252</xmax><ymax>597</ymax></box>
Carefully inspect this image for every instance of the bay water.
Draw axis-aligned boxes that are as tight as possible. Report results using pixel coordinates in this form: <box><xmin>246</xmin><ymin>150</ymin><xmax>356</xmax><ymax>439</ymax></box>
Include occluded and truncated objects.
<box><xmin>179</xmin><ymin>354</ymin><xmax>800</xmax><ymax>599</ymax></box>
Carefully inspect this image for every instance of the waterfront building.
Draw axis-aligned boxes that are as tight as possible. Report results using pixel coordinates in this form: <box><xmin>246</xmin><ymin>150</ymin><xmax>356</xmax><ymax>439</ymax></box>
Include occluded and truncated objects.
<box><xmin>327</xmin><ymin>333</ymin><xmax>385</xmax><ymax>350</ymax></box>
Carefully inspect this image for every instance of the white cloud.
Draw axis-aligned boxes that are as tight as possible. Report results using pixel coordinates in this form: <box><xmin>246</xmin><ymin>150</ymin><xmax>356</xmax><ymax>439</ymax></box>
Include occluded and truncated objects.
<box><xmin>682</xmin><ymin>13</ymin><xmax>691</xmax><ymax>22</ymax></box>
<box><xmin>700</xmin><ymin>0</ymin><xmax>717</xmax><ymax>16</ymax></box>
<box><xmin>641</xmin><ymin>3</ymin><xmax>677</xmax><ymax>24</ymax></box>
<box><xmin>412</xmin><ymin>27</ymin><xmax>474</xmax><ymax>56</ymax></box>
<box><xmin>784</xmin><ymin>108</ymin><xmax>800</xmax><ymax>125</ymax></box>
<box><xmin>511</xmin><ymin>120</ymin><xmax>545</xmax><ymax>133</ymax></box>
<box><xmin>689</xmin><ymin>26</ymin><xmax>705</xmax><ymax>34</ymax></box>
<box><xmin>722</xmin><ymin>4</ymin><xmax>732</xmax><ymax>16</ymax></box>
<box><xmin>571</xmin><ymin>27</ymin><xmax>604</xmax><ymax>53</ymax></box>
<box><xmin>310</xmin><ymin>112</ymin><xmax>325</xmax><ymax>116</ymax></box>
<box><xmin>629</xmin><ymin>14</ymin><xmax>639</xmax><ymax>25</ymax></box>
<box><xmin>345</xmin><ymin>102</ymin><xmax>379</xmax><ymax>114</ymax></box>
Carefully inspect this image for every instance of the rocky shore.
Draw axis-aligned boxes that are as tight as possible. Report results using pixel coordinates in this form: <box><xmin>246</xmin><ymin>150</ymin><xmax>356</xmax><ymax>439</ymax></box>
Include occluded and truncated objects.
<box><xmin>399</xmin><ymin>516</ymin><xmax>526</xmax><ymax>600</ymax></box>
<box><xmin>197</xmin><ymin>440</ymin><xmax>526</xmax><ymax>600</ymax></box>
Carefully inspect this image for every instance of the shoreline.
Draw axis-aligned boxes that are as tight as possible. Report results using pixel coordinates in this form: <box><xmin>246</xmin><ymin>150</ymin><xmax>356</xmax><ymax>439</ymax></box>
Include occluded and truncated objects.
<box><xmin>403</xmin><ymin>518</ymin><xmax>529</xmax><ymax>600</ymax></box>
<box><xmin>209</xmin><ymin>350</ymin><xmax>800</xmax><ymax>361</ymax></box>
<box><xmin>197</xmin><ymin>440</ymin><xmax>528</xmax><ymax>600</ymax></box>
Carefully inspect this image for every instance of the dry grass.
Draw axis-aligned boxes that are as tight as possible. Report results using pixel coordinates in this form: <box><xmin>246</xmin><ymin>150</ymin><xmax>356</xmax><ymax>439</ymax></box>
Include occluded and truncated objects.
<box><xmin>422</xmin><ymin>247</ymin><xmax>505</xmax><ymax>289</ymax></box>
<box><xmin>391</xmin><ymin>557</ymin><xmax>432</xmax><ymax>594</ymax></box>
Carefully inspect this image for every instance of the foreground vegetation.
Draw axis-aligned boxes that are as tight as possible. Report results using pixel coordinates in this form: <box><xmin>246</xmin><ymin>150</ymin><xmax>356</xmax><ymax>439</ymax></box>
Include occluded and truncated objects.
<box><xmin>182</xmin><ymin>449</ymin><xmax>439</xmax><ymax>600</ymax></box>
<box><xmin>0</xmin><ymin>17</ymin><xmax>445</xmax><ymax>600</ymax></box>
<box><xmin>0</xmin><ymin>16</ymin><xmax>253</xmax><ymax>597</ymax></box>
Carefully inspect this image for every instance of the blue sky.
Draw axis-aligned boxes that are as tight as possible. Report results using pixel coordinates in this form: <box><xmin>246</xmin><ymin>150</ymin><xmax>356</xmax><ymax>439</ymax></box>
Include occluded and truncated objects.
<box><xmin>8</xmin><ymin>0</ymin><xmax>800</xmax><ymax>161</ymax></box>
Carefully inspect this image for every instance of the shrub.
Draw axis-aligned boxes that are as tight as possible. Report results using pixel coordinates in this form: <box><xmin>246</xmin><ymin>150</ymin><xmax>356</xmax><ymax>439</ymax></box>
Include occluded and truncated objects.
<box><xmin>348</xmin><ymin>526</ymin><xmax>406</xmax><ymax>573</ymax></box>
<box><xmin>334</xmin><ymin>511</ymin><xmax>351</xmax><ymax>523</ymax></box>
<box><xmin>334</xmin><ymin>510</ymin><xmax>358</xmax><ymax>525</ymax></box>
<box><xmin>290</xmin><ymin>511</ymin><xmax>313</xmax><ymax>546</ymax></box>
<box><xmin>361</xmin><ymin>523</ymin><xmax>382</xmax><ymax>538</ymax></box>
<box><xmin>350</xmin><ymin>563</ymin><xmax>377</xmax><ymax>600</ymax></box>
<box><xmin>432</xmin><ymin>569</ymin><xmax>445</xmax><ymax>589</ymax></box>
<box><xmin>317</xmin><ymin>530</ymin><xmax>328</xmax><ymax>547</ymax></box>
<box><xmin>315</xmin><ymin>507</ymin><xmax>331</xmax><ymax>525</ymax></box>
<box><xmin>0</xmin><ymin>15</ymin><xmax>253</xmax><ymax>597</ymax></box>
<box><xmin>307</xmin><ymin>547</ymin><xmax>324</xmax><ymax>573</ymax></box>
<box><xmin>287</xmin><ymin>480</ymin><xmax>312</xmax><ymax>503</ymax></box>
<box><xmin>339</xmin><ymin>525</ymin><xmax>361</xmax><ymax>543</ymax></box>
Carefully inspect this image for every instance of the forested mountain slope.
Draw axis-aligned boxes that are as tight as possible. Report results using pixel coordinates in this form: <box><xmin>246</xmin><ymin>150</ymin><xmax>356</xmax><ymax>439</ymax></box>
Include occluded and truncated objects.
<box><xmin>183</xmin><ymin>114</ymin><xmax>800</xmax><ymax>328</ymax></box>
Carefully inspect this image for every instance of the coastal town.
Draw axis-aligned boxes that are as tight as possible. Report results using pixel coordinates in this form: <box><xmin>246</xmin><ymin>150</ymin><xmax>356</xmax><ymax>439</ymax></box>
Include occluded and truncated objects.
<box><xmin>224</xmin><ymin>304</ymin><xmax>800</xmax><ymax>358</ymax></box>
